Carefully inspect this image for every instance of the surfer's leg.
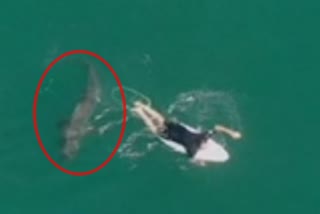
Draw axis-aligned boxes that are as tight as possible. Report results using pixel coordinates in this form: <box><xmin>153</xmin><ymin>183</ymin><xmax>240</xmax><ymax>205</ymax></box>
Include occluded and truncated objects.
<box><xmin>132</xmin><ymin>108</ymin><xmax>163</xmax><ymax>134</ymax></box>
<box><xmin>134</xmin><ymin>101</ymin><xmax>165</xmax><ymax>122</ymax></box>
<box><xmin>132</xmin><ymin>101</ymin><xmax>166</xmax><ymax>134</ymax></box>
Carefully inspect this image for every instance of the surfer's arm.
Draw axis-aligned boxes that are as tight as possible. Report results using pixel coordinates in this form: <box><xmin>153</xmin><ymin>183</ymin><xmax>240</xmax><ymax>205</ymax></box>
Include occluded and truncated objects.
<box><xmin>213</xmin><ymin>125</ymin><xmax>242</xmax><ymax>140</ymax></box>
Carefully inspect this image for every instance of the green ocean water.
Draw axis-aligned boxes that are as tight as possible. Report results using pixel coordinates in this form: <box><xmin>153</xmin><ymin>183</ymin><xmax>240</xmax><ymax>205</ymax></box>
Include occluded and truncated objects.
<box><xmin>1</xmin><ymin>0</ymin><xmax>319</xmax><ymax>213</ymax></box>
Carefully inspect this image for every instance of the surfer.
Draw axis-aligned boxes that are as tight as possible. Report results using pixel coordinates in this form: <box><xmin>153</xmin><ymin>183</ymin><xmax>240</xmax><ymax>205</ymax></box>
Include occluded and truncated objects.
<box><xmin>131</xmin><ymin>101</ymin><xmax>242</xmax><ymax>161</ymax></box>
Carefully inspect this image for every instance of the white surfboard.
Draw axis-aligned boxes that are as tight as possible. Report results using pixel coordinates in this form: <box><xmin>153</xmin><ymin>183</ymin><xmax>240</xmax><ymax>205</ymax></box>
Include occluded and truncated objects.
<box><xmin>158</xmin><ymin>123</ymin><xmax>229</xmax><ymax>163</ymax></box>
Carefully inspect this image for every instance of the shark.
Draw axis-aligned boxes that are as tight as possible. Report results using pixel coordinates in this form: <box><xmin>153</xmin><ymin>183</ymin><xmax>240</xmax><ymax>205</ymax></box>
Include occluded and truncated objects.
<box><xmin>62</xmin><ymin>61</ymin><xmax>102</xmax><ymax>159</ymax></box>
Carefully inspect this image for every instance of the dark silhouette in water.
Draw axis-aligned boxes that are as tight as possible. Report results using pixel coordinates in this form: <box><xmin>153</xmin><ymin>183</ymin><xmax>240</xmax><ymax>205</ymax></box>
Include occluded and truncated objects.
<box><xmin>62</xmin><ymin>61</ymin><xmax>102</xmax><ymax>159</ymax></box>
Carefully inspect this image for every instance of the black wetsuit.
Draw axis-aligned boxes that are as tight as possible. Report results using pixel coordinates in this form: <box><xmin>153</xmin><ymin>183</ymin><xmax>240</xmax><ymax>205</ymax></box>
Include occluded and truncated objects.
<box><xmin>161</xmin><ymin>121</ymin><xmax>211</xmax><ymax>157</ymax></box>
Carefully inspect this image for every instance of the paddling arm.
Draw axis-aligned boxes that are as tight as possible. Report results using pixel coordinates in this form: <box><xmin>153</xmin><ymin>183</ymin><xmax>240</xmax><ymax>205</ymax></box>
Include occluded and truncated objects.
<box><xmin>213</xmin><ymin>125</ymin><xmax>242</xmax><ymax>140</ymax></box>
